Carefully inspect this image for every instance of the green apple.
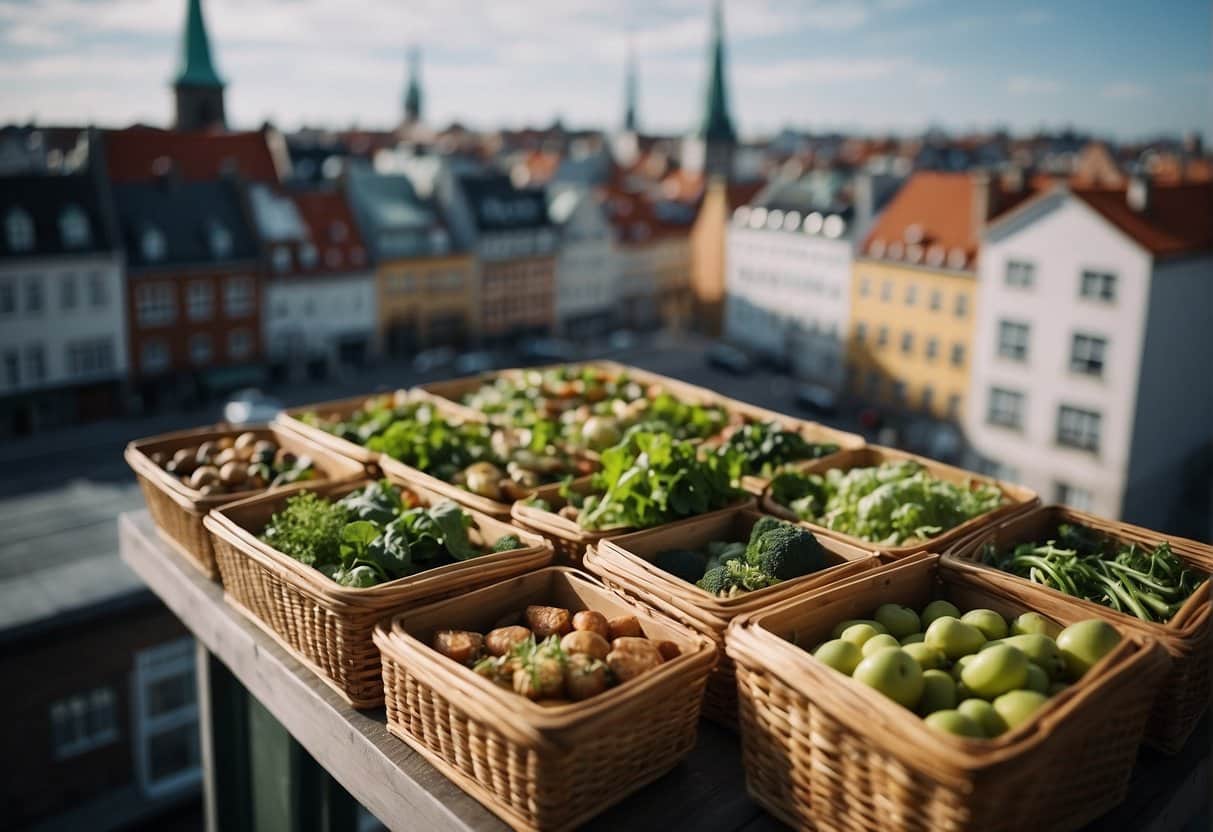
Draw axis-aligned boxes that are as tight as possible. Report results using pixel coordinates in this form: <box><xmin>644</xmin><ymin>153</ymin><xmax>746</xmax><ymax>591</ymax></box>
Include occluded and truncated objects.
<box><xmin>1001</xmin><ymin>634</ymin><xmax>1067</xmax><ymax>681</ymax></box>
<box><xmin>961</xmin><ymin>609</ymin><xmax>1009</xmax><ymax>641</ymax></box>
<box><xmin>961</xmin><ymin>644</ymin><xmax>1029</xmax><ymax>699</ymax></box>
<box><xmin>899</xmin><ymin>632</ymin><xmax>925</xmax><ymax>645</ymax></box>
<box><xmin>924</xmin><ymin>710</ymin><xmax>984</xmax><ymax>738</ymax></box>
<box><xmin>950</xmin><ymin>654</ymin><xmax>974</xmax><ymax>680</ymax></box>
<box><xmin>861</xmin><ymin>634</ymin><xmax>902</xmax><ymax>657</ymax></box>
<box><xmin>874</xmin><ymin>603</ymin><xmax>922</xmax><ymax>639</ymax></box>
<box><xmin>830</xmin><ymin>618</ymin><xmax>889</xmax><ymax>639</ymax></box>
<box><xmin>918</xmin><ymin>669</ymin><xmax>957</xmax><ymax>714</ymax></box>
<box><xmin>956</xmin><ymin>680</ymin><xmax>975</xmax><ymax>700</ymax></box>
<box><xmin>920</xmin><ymin>600</ymin><xmax>962</xmax><ymax>628</ymax></box>
<box><xmin>1024</xmin><ymin>662</ymin><xmax>1050</xmax><ymax>694</ymax></box>
<box><xmin>993</xmin><ymin>690</ymin><xmax>1049</xmax><ymax>731</ymax></box>
<box><xmin>1011</xmin><ymin>612</ymin><xmax>1061</xmax><ymax>639</ymax></box>
<box><xmin>814</xmin><ymin>639</ymin><xmax>863</xmax><ymax>675</ymax></box>
<box><xmin>1056</xmin><ymin>619</ymin><xmax>1121</xmax><ymax>681</ymax></box>
<box><xmin>958</xmin><ymin>698</ymin><xmax>1006</xmax><ymax>737</ymax></box>
<box><xmin>840</xmin><ymin>623</ymin><xmax>884</xmax><ymax>647</ymax></box>
<box><xmin>902</xmin><ymin>642</ymin><xmax>945</xmax><ymax>670</ymax></box>
<box><xmin>924</xmin><ymin>616</ymin><xmax>986</xmax><ymax>660</ymax></box>
<box><xmin>852</xmin><ymin>649</ymin><xmax>924</xmax><ymax>709</ymax></box>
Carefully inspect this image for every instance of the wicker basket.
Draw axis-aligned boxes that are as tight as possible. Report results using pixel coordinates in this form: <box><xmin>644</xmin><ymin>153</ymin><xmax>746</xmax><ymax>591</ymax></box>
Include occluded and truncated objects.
<box><xmin>583</xmin><ymin>507</ymin><xmax>883</xmax><ymax>726</ymax></box>
<box><xmin>373</xmin><ymin>566</ymin><xmax>717</xmax><ymax>832</ymax></box>
<box><xmin>761</xmin><ymin>444</ymin><xmax>1039</xmax><ymax>558</ymax></box>
<box><xmin>203</xmin><ymin>478</ymin><xmax>554</xmax><ymax>707</ymax></box>
<box><xmin>274</xmin><ymin>391</ymin><xmax>409</xmax><ymax>467</ymax></box>
<box><xmin>508</xmin><ymin>476</ymin><xmax>613</xmax><ymax>564</ymax></box>
<box><xmin>125</xmin><ymin>424</ymin><xmax>366</xmax><ymax>580</ymax></box>
<box><xmin>944</xmin><ymin>504</ymin><xmax>1212</xmax><ymax>753</ymax></box>
<box><xmin>726</xmin><ymin>554</ymin><xmax>1168</xmax><ymax>832</ymax></box>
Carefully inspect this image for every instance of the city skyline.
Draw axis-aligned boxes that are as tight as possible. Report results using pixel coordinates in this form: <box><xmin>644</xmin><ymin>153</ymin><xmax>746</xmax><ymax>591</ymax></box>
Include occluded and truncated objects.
<box><xmin>0</xmin><ymin>0</ymin><xmax>1209</xmax><ymax>141</ymax></box>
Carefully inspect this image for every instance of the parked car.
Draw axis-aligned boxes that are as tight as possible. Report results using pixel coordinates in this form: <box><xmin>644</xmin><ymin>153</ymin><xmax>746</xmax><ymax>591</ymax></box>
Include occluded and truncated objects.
<box><xmin>705</xmin><ymin>342</ymin><xmax>753</xmax><ymax>375</ymax></box>
<box><xmin>518</xmin><ymin>337</ymin><xmax>580</xmax><ymax>365</ymax></box>
<box><xmin>223</xmin><ymin>389</ymin><xmax>284</xmax><ymax>425</ymax></box>
<box><xmin>793</xmin><ymin>383</ymin><xmax>839</xmax><ymax>417</ymax></box>
<box><xmin>453</xmin><ymin>351</ymin><xmax>499</xmax><ymax>376</ymax></box>
<box><xmin>606</xmin><ymin>329</ymin><xmax>637</xmax><ymax>352</ymax></box>
<box><xmin>412</xmin><ymin>347</ymin><xmax>456</xmax><ymax>374</ymax></box>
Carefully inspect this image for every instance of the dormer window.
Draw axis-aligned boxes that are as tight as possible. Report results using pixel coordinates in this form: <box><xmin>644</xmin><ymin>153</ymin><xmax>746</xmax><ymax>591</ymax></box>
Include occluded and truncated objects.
<box><xmin>6</xmin><ymin>208</ymin><xmax>34</xmax><ymax>252</ymax></box>
<box><xmin>272</xmin><ymin>246</ymin><xmax>291</xmax><ymax>273</ymax></box>
<box><xmin>208</xmin><ymin>222</ymin><xmax>233</xmax><ymax>259</ymax></box>
<box><xmin>60</xmin><ymin>205</ymin><xmax>91</xmax><ymax>249</ymax></box>
<box><xmin>142</xmin><ymin>227</ymin><xmax>166</xmax><ymax>262</ymax></box>
<box><xmin>299</xmin><ymin>243</ymin><xmax>318</xmax><ymax>268</ymax></box>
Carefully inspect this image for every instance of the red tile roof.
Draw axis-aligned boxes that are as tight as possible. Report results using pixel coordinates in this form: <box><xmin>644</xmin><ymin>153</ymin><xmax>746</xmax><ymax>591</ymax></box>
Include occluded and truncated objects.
<box><xmin>597</xmin><ymin>185</ymin><xmax>696</xmax><ymax>246</ymax></box>
<box><xmin>276</xmin><ymin>188</ymin><xmax>368</xmax><ymax>275</ymax></box>
<box><xmin>1072</xmin><ymin>182</ymin><xmax>1213</xmax><ymax>257</ymax></box>
<box><xmin>104</xmin><ymin>126</ymin><xmax>284</xmax><ymax>183</ymax></box>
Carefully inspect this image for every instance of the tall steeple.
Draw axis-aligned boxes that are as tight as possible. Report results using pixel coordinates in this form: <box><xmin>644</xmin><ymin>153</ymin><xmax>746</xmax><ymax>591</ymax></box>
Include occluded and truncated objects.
<box><xmin>403</xmin><ymin>47</ymin><xmax>423</xmax><ymax>125</ymax></box>
<box><xmin>623</xmin><ymin>37</ymin><xmax>639</xmax><ymax>133</ymax></box>
<box><xmin>696</xmin><ymin>0</ymin><xmax>737</xmax><ymax>177</ymax></box>
<box><xmin>172</xmin><ymin>0</ymin><xmax>226</xmax><ymax>131</ymax></box>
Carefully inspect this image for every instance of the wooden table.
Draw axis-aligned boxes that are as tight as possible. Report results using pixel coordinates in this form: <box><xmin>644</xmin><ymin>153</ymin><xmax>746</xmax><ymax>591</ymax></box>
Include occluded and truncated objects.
<box><xmin>119</xmin><ymin>510</ymin><xmax>1210</xmax><ymax>832</ymax></box>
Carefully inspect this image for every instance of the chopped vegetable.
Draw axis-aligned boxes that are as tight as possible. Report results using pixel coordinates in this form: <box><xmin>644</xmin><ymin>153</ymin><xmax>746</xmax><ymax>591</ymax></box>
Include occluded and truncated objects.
<box><xmin>714</xmin><ymin>421</ymin><xmax>839</xmax><ymax>477</ymax></box>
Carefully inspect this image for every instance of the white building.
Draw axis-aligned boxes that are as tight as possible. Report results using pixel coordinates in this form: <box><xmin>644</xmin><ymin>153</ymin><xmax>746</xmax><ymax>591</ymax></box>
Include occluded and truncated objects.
<box><xmin>0</xmin><ymin>173</ymin><xmax>128</xmax><ymax>435</ymax></box>
<box><xmin>965</xmin><ymin>178</ymin><xmax>1213</xmax><ymax>537</ymax></box>
<box><xmin>251</xmin><ymin>185</ymin><xmax>376</xmax><ymax>376</ymax></box>
<box><xmin>548</xmin><ymin>186</ymin><xmax>617</xmax><ymax>336</ymax></box>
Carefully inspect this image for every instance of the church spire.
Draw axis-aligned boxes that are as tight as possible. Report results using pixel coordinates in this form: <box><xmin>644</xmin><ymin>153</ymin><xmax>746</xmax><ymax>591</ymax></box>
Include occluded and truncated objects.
<box><xmin>623</xmin><ymin>36</ymin><xmax>639</xmax><ymax>133</ymax></box>
<box><xmin>697</xmin><ymin>0</ymin><xmax>736</xmax><ymax>144</ymax></box>
<box><xmin>172</xmin><ymin>0</ymin><xmax>226</xmax><ymax>131</ymax></box>
<box><xmin>403</xmin><ymin>47</ymin><xmax>423</xmax><ymax>124</ymax></box>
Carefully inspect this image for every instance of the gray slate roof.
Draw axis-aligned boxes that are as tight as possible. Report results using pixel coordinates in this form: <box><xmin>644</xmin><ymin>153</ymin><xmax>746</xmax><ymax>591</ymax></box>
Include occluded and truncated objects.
<box><xmin>112</xmin><ymin>179</ymin><xmax>258</xmax><ymax>269</ymax></box>
<box><xmin>0</xmin><ymin>173</ymin><xmax>116</xmax><ymax>259</ymax></box>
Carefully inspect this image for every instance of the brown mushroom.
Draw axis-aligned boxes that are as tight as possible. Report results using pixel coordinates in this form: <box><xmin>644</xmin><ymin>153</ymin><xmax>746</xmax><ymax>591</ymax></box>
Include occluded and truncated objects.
<box><xmin>655</xmin><ymin>640</ymin><xmax>682</xmax><ymax>662</ymax></box>
<box><xmin>214</xmin><ymin>447</ymin><xmax>239</xmax><ymax>467</ymax></box>
<box><xmin>572</xmin><ymin>610</ymin><xmax>610</xmax><ymax>640</ymax></box>
<box><xmin>189</xmin><ymin>465</ymin><xmax>221</xmax><ymax>490</ymax></box>
<box><xmin>234</xmin><ymin>431</ymin><xmax>260</xmax><ymax>450</ymax></box>
<box><xmin>219</xmin><ymin>461</ymin><xmax>248</xmax><ymax>487</ymax></box>
<box><xmin>525</xmin><ymin>605</ymin><xmax>572</xmax><ymax>638</ymax></box>
<box><xmin>432</xmin><ymin>630</ymin><xmax>484</xmax><ymax>665</ymax></box>
<box><xmin>563</xmin><ymin>654</ymin><xmax>609</xmax><ymax>701</ymax></box>
<box><xmin>606</xmin><ymin>638</ymin><xmax>663</xmax><ymax>683</ymax></box>
<box><xmin>485</xmin><ymin>626</ymin><xmax>533</xmax><ymax>657</ymax></box>
<box><xmin>560</xmin><ymin>630</ymin><xmax>610</xmax><ymax>660</ymax></box>
<box><xmin>149</xmin><ymin>451</ymin><xmax>167</xmax><ymax>467</ymax></box>
<box><xmin>215</xmin><ymin>436</ymin><xmax>235</xmax><ymax>451</ymax></box>
<box><xmin>607</xmin><ymin>615</ymin><xmax>644</xmax><ymax>640</ymax></box>
<box><xmin>171</xmin><ymin>448</ymin><xmax>198</xmax><ymax>475</ymax></box>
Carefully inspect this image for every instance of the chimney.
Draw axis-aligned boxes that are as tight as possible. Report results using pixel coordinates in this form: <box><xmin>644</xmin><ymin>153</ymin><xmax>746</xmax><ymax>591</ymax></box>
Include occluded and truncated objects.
<box><xmin>1127</xmin><ymin>172</ymin><xmax>1151</xmax><ymax>213</ymax></box>
<box><xmin>971</xmin><ymin>171</ymin><xmax>992</xmax><ymax>237</ymax></box>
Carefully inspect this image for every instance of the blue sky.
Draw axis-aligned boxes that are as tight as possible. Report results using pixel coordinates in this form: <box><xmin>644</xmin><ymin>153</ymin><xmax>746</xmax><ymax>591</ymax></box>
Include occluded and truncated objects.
<box><xmin>0</xmin><ymin>0</ymin><xmax>1208</xmax><ymax>140</ymax></box>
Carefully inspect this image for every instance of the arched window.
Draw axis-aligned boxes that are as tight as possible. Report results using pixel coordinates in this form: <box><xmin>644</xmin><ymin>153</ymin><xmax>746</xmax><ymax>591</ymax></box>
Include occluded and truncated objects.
<box><xmin>208</xmin><ymin>222</ymin><xmax>233</xmax><ymax>259</ymax></box>
<box><xmin>6</xmin><ymin>208</ymin><xmax>34</xmax><ymax>252</ymax></box>
<box><xmin>142</xmin><ymin>227</ymin><xmax>166</xmax><ymax>262</ymax></box>
<box><xmin>59</xmin><ymin>205</ymin><xmax>91</xmax><ymax>249</ymax></box>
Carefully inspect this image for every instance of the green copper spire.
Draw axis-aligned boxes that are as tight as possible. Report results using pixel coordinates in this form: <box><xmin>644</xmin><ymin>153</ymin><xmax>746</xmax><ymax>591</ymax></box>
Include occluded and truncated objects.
<box><xmin>697</xmin><ymin>0</ymin><xmax>736</xmax><ymax>142</ymax></box>
<box><xmin>173</xmin><ymin>0</ymin><xmax>224</xmax><ymax>88</ymax></box>
<box><xmin>623</xmin><ymin>37</ymin><xmax>638</xmax><ymax>132</ymax></box>
<box><xmin>404</xmin><ymin>47</ymin><xmax>423</xmax><ymax>123</ymax></box>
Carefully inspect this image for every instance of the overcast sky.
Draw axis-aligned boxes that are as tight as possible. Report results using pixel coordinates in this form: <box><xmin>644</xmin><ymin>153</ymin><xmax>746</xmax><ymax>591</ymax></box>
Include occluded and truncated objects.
<box><xmin>1</xmin><ymin>0</ymin><xmax>1209</xmax><ymax>140</ymax></box>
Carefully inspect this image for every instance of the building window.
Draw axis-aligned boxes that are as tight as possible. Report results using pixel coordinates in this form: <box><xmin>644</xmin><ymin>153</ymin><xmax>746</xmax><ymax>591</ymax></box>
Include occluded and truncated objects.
<box><xmin>925</xmin><ymin>337</ymin><xmax>939</xmax><ymax>361</ymax></box>
<box><xmin>859</xmin><ymin>277</ymin><xmax>871</xmax><ymax>297</ymax></box>
<box><xmin>1070</xmin><ymin>333</ymin><xmax>1107</xmax><ymax>377</ymax></box>
<box><xmin>854</xmin><ymin>322</ymin><xmax>867</xmax><ymax>343</ymax></box>
<box><xmin>880</xmin><ymin>281</ymin><xmax>892</xmax><ymax>302</ymax></box>
<box><xmin>954</xmin><ymin>292</ymin><xmax>968</xmax><ymax>318</ymax></box>
<box><xmin>928</xmin><ymin>289</ymin><xmax>941</xmax><ymax>311</ymax></box>
<box><xmin>227</xmin><ymin>328</ymin><xmax>253</xmax><ymax>360</ymax></box>
<box><xmin>1005</xmin><ymin>259</ymin><xmax>1035</xmax><ymax>288</ymax></box>
<box><xmin>141</xmin><ymin>227</ymin><xmax>166</xmax><ymax>262</ymax></box>
<box><xmin>187</xmin><ymin>281</ymin><xmax>213</xmax><ymax>322</ymax></box>
<box><xmin>136</xmin><ymin>283</ymin><xmax>175</xmax><ymax>326</ymax></box>
<box><xmin>1057</xmin><ymin>405</ymin><xmax>1101</xmax><ymax>452</ymax></box>
<box><xmin>141</xmin><ymin>340</ymin><xmax>170</xmax><ymax>373</ymax></box>
<box><xmin>921</xmin><ymin>385</ymin><xmax>934</xmax><ymax>412</ymax></box>
<box><xmin>208</xmin><ymin>222</ymin><xmax>233</xmax><ymax>259</ymax></box>
<box><xmin>987</xmin><ymin>387</ymin><xmax>1025</xmax><ymax>429</ymax></box>
<box><xmin>891</xmin><ymin>381</ymin><xmax>906</xmax><ymax>403</ymax></box>
<box><xmin>3</xmin><ymin>350</ymin><xmax>17</xmax><ymax>385</ymax></box>
<box><xmin>1080</xmin><ymin>270</ymin><xmax>1116</xmax><ymax>302</ymax></box>
<box><xmin>60</xmin><ymin>273</ymin><xmax>77</xmax><ymax>310</ymax></box>
<box><xmin>299</xmin><ymin>243</ymin><xmax>318</xmax><ymax>269</ymax></box>
<box><xmin>876</xmin><ymin>326</ymin><xmax>889</xmax><ymax>347</ymax></box>
<box><xmin>25</xmin><ymin>278</ymin><xmax>43</xmax><ymax>314</ymax></box>
<box><xmin>950</xmin><ymin>343</ymin><xmax>965</xmax><ymax>367</ymax></box>
<box><xmin>132</xmin><ymin>639</ymin><xmax>201</xmax><ymax>799</ymax></box>
<box><xmin>904</xmin><ymin>284</ymin><xmax>917</xmax><ymax>306</ymax></box>
<box><xmin>189</xmin><ymin>334</ymin><xmax>213</xmax><ymax>365</ymax></box>
<box><xmin>900</xmin><ymin>331</ymin><xmax>914</xmax><ymax>355</ymax></box>
<box><xmin>6</xmin><ymin>207</ymin><xmax>34</xmax><ymax>252</ymax></box>
<box><xmin>1054</xmin><ymin>482</ymin><xmax>1094</xmax><ymax>512</ymax></box>
<box><xmin>223</xmin><ymin>277</ymin><xmax>254</xmax><ymax>318</ymax></box>
<box><xmin>865</xmin><ymin>371</ymin><xmax>881</xmax><ymax>397</ymax></box>
<box><xmin>66</xmin><ymin>338</ymin><xmax>115</xmax><ymax>377</ymax></box>
<box><xmin>0</xmin><ymin>279</ymin><xmax>14</xmax><ymax>315</ymax></box>
<box><xmin>947</xmin><ymin>393</ymin><xmax>961</xmax><ymax>419</ymax></box>
<box><xmin>997</xmin><ymin>320</ymin><xmax>1030</xmax><ymax>362</ymax></box>
<box><xmin>60</xmin><ymin>205</ymin><xmax>91</xmax><ymax>249</ymax></box>
<box><xmin>24</xmin><ymin>344</ymin><xmax>45</xmax><ymax>383</ymax></box>
<box><xmin>87</xmin><ymin>272</ymin><xmax>108</xmax><ymax>307</ymax></box>
<box><xmin>49</xmin><ymin>687</ymin><xmax>118</xmax><ymax>760</ymax></box>
<box><xmin>272</xmin><ymin>246</ymin><xmax>291</xmax><ymax>272</ymax></box>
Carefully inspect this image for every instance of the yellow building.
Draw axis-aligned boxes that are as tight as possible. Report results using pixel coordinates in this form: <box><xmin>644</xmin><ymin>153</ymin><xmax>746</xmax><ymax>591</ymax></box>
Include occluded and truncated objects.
<box><xmin>848</xmin><ymin>172</ymin><xmax>1020</xmax><ymax>421</ymax></box>
<box><xmin>377</xmin><ymin>252</ymin><xmax>477</xmax><ymax>354</ymax></box>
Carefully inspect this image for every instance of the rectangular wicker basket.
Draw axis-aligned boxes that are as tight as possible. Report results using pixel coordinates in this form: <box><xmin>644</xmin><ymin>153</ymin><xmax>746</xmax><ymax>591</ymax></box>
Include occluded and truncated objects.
<box><xmin>203</xmin><ymin>478</ymin><xmax>554</xmax><ymax>707</ymax></box>
<box><xmin>944</xmin><ymin>503</ymin><xmax>1211</xmax><ymax>753</ymax></box>
<box><xmin>583</xmin><ymin>507</ymin><xmax>884</xmax><ymax>726</ymax></box>
<box><xmin>373</xmin><ymin>566</ymin><xmax>717</xmax><ymax>832</ymax></box>
<box><xmin>125</xmin><ymin>423</ymin><xmax>366</xmax><ymax>580</ymax></box>
<box><xmin>760</xmin><ymin>444</ymin><xmax>1038</xmax><ymax>558</ymax></box>
<box><xmin>726</xmin><ymin>554</ymin><xmax>1168</xmax><ymax>832</ymax></box>
<box><xmin>274</xmin><ymin>391</ymin><xmax>408</xmax><ymax>466</ymax></box>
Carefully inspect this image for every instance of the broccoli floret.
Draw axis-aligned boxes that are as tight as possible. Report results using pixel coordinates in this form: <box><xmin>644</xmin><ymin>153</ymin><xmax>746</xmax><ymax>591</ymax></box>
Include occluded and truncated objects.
<box><xmin>697</xmin><ymin>565</ymin><xmax>729</xmax><ymax>595</ymax></box>
<box><xmin>748</xmin><ymin>515</ymin><xmax>786</xmax><ymax>542</ymax></box>
<box><xmin>745</xmin><ymin>524</ymin><xmax>826</xmax><ymax>581</ymax></box>
<box><xmin>703</xmin><ymin>540</ymin><xmax>746</xmax><ymax>571</ymax></box>
<box><xmin>697</xmin><ymin>560</ymin><xmax>778</xmax><ymax>597</ymax></box>
<box><xmin>491</xmin><ymin>534</ymin><xmax>522</xmax><ymax>553</ymax></box>
<box><xmin>653</xmin><ymin>548</ymin><xmax>709</xmax><ymax>583</ymax></box>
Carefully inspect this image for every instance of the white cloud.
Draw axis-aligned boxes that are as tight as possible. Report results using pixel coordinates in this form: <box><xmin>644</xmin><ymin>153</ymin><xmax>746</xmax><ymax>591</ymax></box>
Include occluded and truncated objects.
<box><xmin>1101</xmin><ymin>81</ymin><xmax>1148</xmax><ymax>99</ymax></box>
<box><xmin>1006</xmin><ymin>75</ymin><xmax>1063</xmax><ymax>95</ymax></box>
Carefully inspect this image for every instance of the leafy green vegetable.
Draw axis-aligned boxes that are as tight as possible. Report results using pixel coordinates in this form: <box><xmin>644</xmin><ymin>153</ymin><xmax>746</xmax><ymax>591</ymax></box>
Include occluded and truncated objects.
<box><xmin>491</xmin><ymin>534</ymin><xmax>522</xmax><ymax>553</ymax></box>
<box><xmin>716</xmin><ymin>421</ymin><xmax>839</xmax><ymax>477</ymax></box>
<box><xmin>769</xmin><ymin>461</ymin><xmax>1004</xmax><ymax>546</ymax></box>
<box><xmin>259</xmin><ymin>491</ymin><xmax>348</xmax><ymax>566</ymax></box>
<box><xmin>983</xmin><ymin>523</ymin><xmax>1206</xmax><ymax>623</ymax></box>
<box><xmin>428</xmin><ymin>500</ymin><xmax>480</xmax><ymax>561</ymax></box>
